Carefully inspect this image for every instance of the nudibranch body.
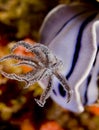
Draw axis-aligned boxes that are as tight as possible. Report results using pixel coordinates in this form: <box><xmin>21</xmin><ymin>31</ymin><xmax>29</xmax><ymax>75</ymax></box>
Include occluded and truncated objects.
<box><xmin>40</xmin><ymin>4</ymin><xmax>99</xmax><ymax>112</ymax></box>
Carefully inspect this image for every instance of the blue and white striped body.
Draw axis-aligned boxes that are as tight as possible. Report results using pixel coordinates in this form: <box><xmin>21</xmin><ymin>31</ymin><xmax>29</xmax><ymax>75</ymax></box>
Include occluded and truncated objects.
<box><xmin>39</xmin><ymin>4</ymin><xmax>99</xmax><ymax>113</ymax></box>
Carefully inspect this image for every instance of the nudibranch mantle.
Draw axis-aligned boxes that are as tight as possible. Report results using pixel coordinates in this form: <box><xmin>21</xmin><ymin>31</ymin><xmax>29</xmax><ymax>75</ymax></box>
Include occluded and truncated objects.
<box><xmin>40</xmin><ymin>4</ymin><xmax>99</xmax><ymax>113</ymax></box>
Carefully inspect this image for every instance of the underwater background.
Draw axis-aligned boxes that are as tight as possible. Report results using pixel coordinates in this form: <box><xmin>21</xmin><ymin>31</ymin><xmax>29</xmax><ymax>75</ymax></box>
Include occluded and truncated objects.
<box><xmin>0</xmin><ymin>0</ymin><xmax>99</xmax><ymax>130</ymax></box>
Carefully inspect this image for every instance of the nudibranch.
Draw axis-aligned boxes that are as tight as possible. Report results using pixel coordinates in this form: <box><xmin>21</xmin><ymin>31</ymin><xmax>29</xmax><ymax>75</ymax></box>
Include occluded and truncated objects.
<box><xmin>40</xmin><ymin>4</ymin><xmax>99</xmax><ymax>112</ymax></box>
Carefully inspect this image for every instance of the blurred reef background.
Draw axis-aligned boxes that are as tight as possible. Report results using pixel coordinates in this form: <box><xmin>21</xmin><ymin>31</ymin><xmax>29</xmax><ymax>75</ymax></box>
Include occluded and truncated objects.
<box><xmin>0</xmin><ymin>0</ymin><xmax>99</xmax><ymax>130</ymax></box>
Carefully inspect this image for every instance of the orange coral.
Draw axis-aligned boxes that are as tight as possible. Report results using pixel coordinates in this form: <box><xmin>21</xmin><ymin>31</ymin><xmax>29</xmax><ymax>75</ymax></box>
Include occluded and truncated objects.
<box><xmin>14</xmin><ymin>38</ymin><xmax>36</xmax><ymax>73</ymax></box>
<box><xmin>20</xmin><ymin>119</ymin><xmax>35</xmax><ymax>130</ymax></box>
<box><xmin>87</xmin><ymin>105</ymin><xmax>99</xmax><ymax>115</ymax></box>
<box><xmin>40</xmin><ymin>121</ymin><xmax>64</xmax><ymax>130</ymax></box>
